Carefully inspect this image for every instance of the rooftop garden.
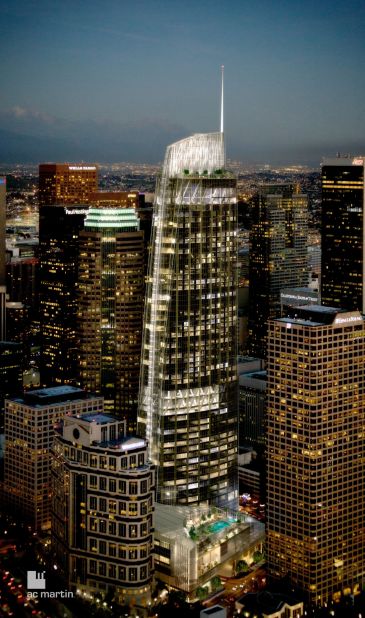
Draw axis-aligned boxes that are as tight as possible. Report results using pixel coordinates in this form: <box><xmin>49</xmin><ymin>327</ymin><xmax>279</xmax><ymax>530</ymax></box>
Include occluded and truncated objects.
<box><xmin>181</xmin><ymin>168</ymin><xmax>234</xmax><ymax>178</ymax></box>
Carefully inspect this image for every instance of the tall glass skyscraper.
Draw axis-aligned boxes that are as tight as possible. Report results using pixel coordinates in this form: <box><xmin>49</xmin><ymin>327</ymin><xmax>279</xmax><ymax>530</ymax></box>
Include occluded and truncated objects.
<box><xmin>39</xmin><ymin>204</ymin><xmax>88</xmax><ymax>386</ymax></box>
<box><xmin>321</xmin><ymin>156</ymin><xmax>365</xmax><ymax>312</ymax></box>
<box><xmin>77</xmin><ymin>208</ymin><xmax>144</xmax><ymax>430</ymax></box>
<box><xmin>248</xmin><ymin>184</ymin><xmax>308</xmax><ymax>359</ymax></box>
<box><xmin>0</xmin><ymin>177</ymin><xmax>7</xmax><ymax>341</ymax></box>
<box><xmin>138</xmin><ymin>132</ymin><xmax>238</xmax><ymax>508</ymax></box>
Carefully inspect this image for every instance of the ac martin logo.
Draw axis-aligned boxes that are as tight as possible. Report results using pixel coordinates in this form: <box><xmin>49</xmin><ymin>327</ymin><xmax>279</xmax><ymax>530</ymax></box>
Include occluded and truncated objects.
<box><xmin>27</xmin><ymin>571</ymin><xmax>46</xmax><ymax>590</ymax></box>
<box><xmin>26</xmin><ymin>569</ymin><xmax>74</xmax><ymax>599</ymax></box>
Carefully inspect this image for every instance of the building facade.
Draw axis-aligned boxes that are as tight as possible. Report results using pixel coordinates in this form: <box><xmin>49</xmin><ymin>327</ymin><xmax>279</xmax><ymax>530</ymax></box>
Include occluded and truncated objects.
<box><xmin>89</xmin><ymin>191</ymin><xmax>140</xmax><ymax>209</ymax></box>
<box><xmin>154</xmin><ymin>503</ymin><xmax>264</xmax><ymax>599</ymax></box>
<box><xmin>138</xmin><ymin>132</ymin><xmax>238</xmax><ymax>509</ymax></box>
<box><xmin>4</xmin><ymin>386</ymin><xmax>102</xmax><ymax>530</ymax></box>
<box><xmin>0</xmin><ymin>342</ymin><xmax>22</xmax><ymax>430</ymax></box>
<box><xmin>0</xmin><ymin>177</ymin><xmax>6</xmax><ymax>340</ymax></box>
<box><xmin>267</xmin><ymin>305</ymin><xmax>365</xmax><ymax>603</ymax></box>
<box><xmin>52</xmin><ymin>412</ymin><xmax>155</xmax><ymax>606</ymax></box>
<box><xmin>248</xmin><ymin>184</ymin><xmax>308</xmax><ymax>359</ymax></box>
<box><xmin>239</xmin><ymin>370</ymin><xmax>266</xmax><ymax>452</ymax></box>
<box><xmin>321</xmin><ymin>156</ymin><xmax>365</xmax><ymax>312</ymax></box>
<box><xmin>39</xmin><ymin>204</ymin><xmax>89</xmax><ymax>386</ymax></box>
<box><xmin>39</xmin><ymin>164</ymin><xmax>98</xmax><ymax>206</ymax></box>
<box><xmin>77</xmin><ymin>208</ymin><xmax>145</xmax><ymax>429</ymax></box>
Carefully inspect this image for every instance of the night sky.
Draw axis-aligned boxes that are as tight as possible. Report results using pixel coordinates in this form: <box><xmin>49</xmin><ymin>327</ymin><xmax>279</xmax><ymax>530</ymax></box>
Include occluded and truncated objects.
<box><xmin>1</xmin><ymin>0</ymin><xmax>365</xmax><ymax>164</ymax></box>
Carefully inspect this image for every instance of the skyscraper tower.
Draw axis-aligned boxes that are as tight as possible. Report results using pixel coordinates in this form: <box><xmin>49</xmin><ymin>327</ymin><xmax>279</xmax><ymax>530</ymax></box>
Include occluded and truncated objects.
<box><xmin>138</xmin><ymin>126</ymin><xmax>238</xmax><ymax>507</ymax></box>
<box><xmin>267</xmin><ymin>305</ymin><xmax>365</xmax><ymax>603</ymax></box>
<box><xmin>0</xmin><ymin>177</ymin><xmax>6</xmax><ymax>340</ymax></box>
<box><xmin>321</xmin><ymin>156</ymin><xmax>365</xmax><ymax>312</ymax></box>
<box><xmin>39</xmin><ymin>204</ymin><xmax>88</xmax><ymax>386</ymax></box>
<box><xmin>77</xmin><ymin>207</ymin><xmax>145</xmax><ymax>429</ymax></box>
<box><xmin>89</xmin><ymin>191</ymin><xmax>140</xmax><ymax>209</ymax></box>
<box><xmin>39</xmin><ymin>164</ymin><xmax>98</xmax><ymax>206</ymax></box>
<box><xmin>248</xmin><ymin>184</ymin><xmax>308</xmax><ymax>359</ymax></box>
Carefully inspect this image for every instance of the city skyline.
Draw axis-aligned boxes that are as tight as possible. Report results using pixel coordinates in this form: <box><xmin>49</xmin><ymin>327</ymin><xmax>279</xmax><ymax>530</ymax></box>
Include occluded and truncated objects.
<box><xmin>0</xmin><ymin>0</ymin><xmax>365</xmax><ymax>164</ymax></box>
<box><xmin>1</xmin><ymin>2</ymin><xmax>365</xmax><ymax>609</ymax></box>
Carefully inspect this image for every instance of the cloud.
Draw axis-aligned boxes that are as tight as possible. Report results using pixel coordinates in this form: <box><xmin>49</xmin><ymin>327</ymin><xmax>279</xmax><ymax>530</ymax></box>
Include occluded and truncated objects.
<box><xmin>12</xmin><ymin>106</ymin><xmax>27</xmax><ymax>118</ymax></box>
<box><xmin>9</xmin><ymin>106</ymin><xmax>55</xmax><ymax>124</ymax></box>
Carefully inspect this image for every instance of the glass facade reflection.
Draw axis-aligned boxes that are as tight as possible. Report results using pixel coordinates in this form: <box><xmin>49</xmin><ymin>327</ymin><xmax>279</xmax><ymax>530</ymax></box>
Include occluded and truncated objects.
<box><xmin>138</xmin><ymin>133</ymin><xmax>238</xmax><ymax>509</ymax></box>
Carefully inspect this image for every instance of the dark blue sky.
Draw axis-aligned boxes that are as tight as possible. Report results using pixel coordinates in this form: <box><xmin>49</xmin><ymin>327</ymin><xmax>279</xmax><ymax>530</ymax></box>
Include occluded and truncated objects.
<box><xmin>1</xmin><ymin>0</ymin><xmax>365</xmax><ymax>164</ymax></box>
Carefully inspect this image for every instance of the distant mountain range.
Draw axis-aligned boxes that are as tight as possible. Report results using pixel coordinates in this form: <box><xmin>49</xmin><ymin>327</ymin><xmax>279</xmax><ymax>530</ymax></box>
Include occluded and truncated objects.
<box><xmin>0</xmin><ymin>111</ymin><xmax>187</xmax><ymax>164</ymax></box>
<box><xmin>0</xmin><ymin>122</ymin><xmax>363</xmax><ymax>168</ymax></box>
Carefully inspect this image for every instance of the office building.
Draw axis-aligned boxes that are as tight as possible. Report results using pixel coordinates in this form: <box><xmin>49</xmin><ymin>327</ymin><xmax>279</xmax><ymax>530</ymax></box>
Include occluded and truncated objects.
<box><xmin>52</xmin><ymin>411</ymin><xmax>155</xmax><ymax>605</ymax></box>
<box><xmin>0</xmin><ymin>342</ymin><xmax>22</xmax><ymax>430</ymax></box>
<box><xmin>280</xmin><ymin>287</ymin><xmax>318</xmax><ymax>316</ymax></box>
<box><xmin>89</xmin><ymin>190</ymin><xmax>152</xmax><ymax>277</ymax></box>
<box><xmin>77</xmin><ymin>208</ymin><xmax>144</xmax><ymax>429</ymax></box>
<box><xmin>248</xmin><ymin>184</ymin><xmax>308</xmax><ymax>359</ymax></box>
<box><xmin>321</xmin><ymin>156</ymin><xmax>365</xmax><ymax>312</ymax></box>
<box><xmin>39</xmin><ymin>204</ymin><xmax>88</xmax><ymax>385</ymax></box>
<box><xmin>138</xmin><ymin>131</ymin><xmax>238</xmax><ymax>508</ymax></box>
<box><xmin>39</xmin><ymin>164</ymin><xmax>98</xmax><ymax>206</ymax></box>
<box><xmin>89</xmin><ymin>190</ymin><xmax>139</xmax><ymax>209</ymax></box>
<box><xmin>5</xmin><ymin>301</ymin><xmax>27</xmax><ymax>358</ymax></box>
<box><xmin>308</xmin><ymin>243</ymin><xmax>321</xmax><ymax>284</ymax></box>
<box><xmin>4</xmin><ymin>386</ymin><xmax>103</xmax><ymax>530</ymax></box>
<box><xmin>267</xmin><ymin>305</ymin><xmax>365</xmax><ymax>603</ymax></box>
<box><xmin>0</xmin><ymin>177</ymin><xmax>5</xmax><ymax>285</ymax></box>
<box><xmin>239</xmin><ymin>370</ymin><xmax>266</xmax><ymax>452</ymax></box>
<box><xmin>0</xmin><ymin>177</ymin><xmax>6</xmax><ymax>340</ymax></box>
<box><xmin>6</xmin><ymin>257</ymin><xmax>39</xmax><ymax>308</ymax></box>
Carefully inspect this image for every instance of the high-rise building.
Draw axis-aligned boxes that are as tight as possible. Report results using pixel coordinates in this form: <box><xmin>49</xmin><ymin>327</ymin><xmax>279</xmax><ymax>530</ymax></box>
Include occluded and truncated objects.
<box><xmin>138</xmin><ymin>132</ymin><xmax>238</xmax><ymax>508</ymax></box>
<box><xmin>5</xmin><ymin>301</ymin><xmax>27</xmax><ymax>356</ymax></box>
<box><xmin>0</xmin><ymin>341</ymin><xmax>22</xmax><ymax>430</ymax></box>
<box><xmin>77</xmin><ymin>208</ymin><xmax>145</xmax><ymax>429</ymax></box>
<box><xmin>239</xmin><ymin>369</ymin><xmax>266</xmax><ymax>452</ymax></box>
<box><xmin>52</xmin><ymin>411</ymin><xmax>155</xmax><ymax>605</ymax></box>
<box><xmin>39</xmin><ymin>164</ymin><xmax>98</xmax><ymax>206</ymax></box>
<box><xmin>267</xmin><ymin>305</ymin><xmax>365</xmax><ymax>603</ymax></box>
<box><xmin>6</xmin><ymin>252</ymin><xmax>39</xmax><ymax>352</ymax></box>
<box><xmin>4</xmin><ymin>386</ymin><xmax>103</xmax><ymax>530</ymax></box>
<box><xmin>0</xmin><ymin>177</ymin><xmax>5</xmax><ymax>286</ymax></box>
<box><xmin>321</xmin><ymin>156</ymin><xmax>365</xmax><ymax>312</ymax></box>
<box><xmin>248</xmin><ymin>184</ymin><xmax>308</xmax><ymax>359</ymax></box>
<box><xmin>39</xmin><ymin>204</ymin><xmax>89</xmax><ymax>386</ymax></box>
<box><xmin>0</xmin><ymin>177</ymin><xmax>7</xmax><ymax>340</ymax></box>
<box><xmin>89</xmin><ymin>191</ymin><xmax>152</xmax><ymax>275</ymax></box>
<box><xmin>89</xmin><ymin>191</ymin><xmax>139</xmax><ymax>209</ymax></box>
<box><xmin>6</xmin><ymin>257</ymin><xmax>39</xmax><ymax>308</ymax></box>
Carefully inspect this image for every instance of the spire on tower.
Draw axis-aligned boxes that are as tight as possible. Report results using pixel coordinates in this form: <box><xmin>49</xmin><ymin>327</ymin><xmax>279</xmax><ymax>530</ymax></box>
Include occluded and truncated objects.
<box><xmin>220</xmin><ymin>64</ymin><xmax>224</xmax><ymax>133</ymax></box>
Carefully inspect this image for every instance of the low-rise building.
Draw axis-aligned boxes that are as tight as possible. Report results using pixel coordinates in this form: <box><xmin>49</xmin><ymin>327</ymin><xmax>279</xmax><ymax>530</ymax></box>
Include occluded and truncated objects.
<box><xmin>235</xmin><ymin>591</ymin><xmax>304</xmax><ymax>618</ymax></box>
<box><xmin>154</xmin><ymin>503</ymin><xmax>264</xmax><ymax>599</ymax></box>
<box><xmin>200</xmin><ymin>605</ymin><xmax>227</xmax><ymax>618</ymax></box>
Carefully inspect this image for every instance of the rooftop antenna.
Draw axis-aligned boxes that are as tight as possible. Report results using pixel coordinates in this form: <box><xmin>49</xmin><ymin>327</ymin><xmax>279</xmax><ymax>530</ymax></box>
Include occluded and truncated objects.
<box><xmin>220</xmin><ymin>65</ymin><xmax>224</xmax><ymax>133</ymax></box>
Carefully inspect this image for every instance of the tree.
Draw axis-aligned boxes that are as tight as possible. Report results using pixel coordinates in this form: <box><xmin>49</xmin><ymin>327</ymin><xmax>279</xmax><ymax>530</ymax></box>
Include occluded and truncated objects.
<box><xmin>196</xmin><ymin>586</ymin><xmax>208</xmax><ymax>601</ymax></box>
<box><xmin>211</xmin><ymin>576</ymin><xmax>222</xmax><ymax>591</ymax></box>
<box><xmin>189</xmin><ymin>526</ymin><xmax>197</xmax><ymax>540</ymax></box>
<box><xmin>253</xmin><ymin>550</ymin><xmax>264</xmax><ymax>564</ymax></box>
<box><xmin>236</xmin><ymin>560</ymin><xmax>249</xmax><ymax>575</ymax></box>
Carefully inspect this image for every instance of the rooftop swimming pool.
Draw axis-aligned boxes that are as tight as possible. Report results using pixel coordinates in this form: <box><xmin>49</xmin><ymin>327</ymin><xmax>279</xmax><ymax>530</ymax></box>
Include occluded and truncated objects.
<box><xmin>208</xmin><ymin>518</ymin><xmax>235</xmax><ymax>534</ymax></box>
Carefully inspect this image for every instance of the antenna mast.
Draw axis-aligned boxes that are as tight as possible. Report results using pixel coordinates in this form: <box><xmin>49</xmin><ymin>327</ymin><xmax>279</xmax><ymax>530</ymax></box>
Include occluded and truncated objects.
<box><xmin>220</xmin><ymin>65</ymin><xmax>224</xmax><ymax>133</ymax></box>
